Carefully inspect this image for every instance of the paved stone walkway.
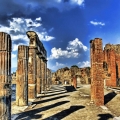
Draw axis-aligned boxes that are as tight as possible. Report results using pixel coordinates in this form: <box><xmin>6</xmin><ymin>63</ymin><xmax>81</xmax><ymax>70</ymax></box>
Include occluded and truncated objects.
<box><xmin>11</xmin><ymin>85</ymin><xmax>119</xmax><ymax>120</ymax></box>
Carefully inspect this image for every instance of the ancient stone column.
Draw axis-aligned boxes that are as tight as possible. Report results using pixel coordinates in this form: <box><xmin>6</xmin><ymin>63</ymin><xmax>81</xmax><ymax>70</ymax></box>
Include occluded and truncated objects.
<box><xmin>41</xmin><ymin>58</ymin><xmax>45</xmax><ymax>92</ymax></box>
<box><xmin>27</xmin><ymin>31</ymin><xmax>37</xmax><ymax>101</ymax></box>
<box><xmin>26</xmin><ymin>31</ymin><xmax>47</xmax><ymax>96</ymax></box>
<box><xmin>16</xmin><ymin>45</ymin><xmax>29</xmax><ymax>106</ymax></box>
<box><xmin>90</xmin><ymin>38</ymin><xmax>104</xmax><ymax>106</ymax></box>
<box><xmin>72</xmin><ymin>76</ymin><xmax>77</xmax><ymax>89</ymax></box>
<box><xmin>44</xmin><ymin>59</ymin><xmax>47</xmax><ymax>90</ymax></box>
<box><xmin>36</xmin><ymin>55</ymin><xmax>41</xmax><ymax>94</ymax></box>
<box><xmin>0</xmin><ymin>32</ymin><xmax>11</xmax><ymax>120</ymax></box>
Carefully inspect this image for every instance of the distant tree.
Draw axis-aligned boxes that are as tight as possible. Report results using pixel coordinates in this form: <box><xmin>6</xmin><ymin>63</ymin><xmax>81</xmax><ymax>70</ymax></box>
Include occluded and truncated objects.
<box><xmin>64</xmin><ymin>67</ymin><xmax>69</xmax><ymax>71</ymax></box>
<box><xmin>71</xmin><ymin>65</ymin><xmax>79</xmax><ymax>68</ymax></box>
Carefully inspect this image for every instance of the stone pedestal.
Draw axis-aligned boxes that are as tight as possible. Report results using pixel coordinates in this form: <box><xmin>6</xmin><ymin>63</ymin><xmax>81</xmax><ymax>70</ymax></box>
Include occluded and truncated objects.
<box><xmin>0</xmin><ymin>32</ymin><xmax>11</xmax><ymax>120</ymax></box>
<box><xmin>16</xmin><ymin>45</ymin><xmax>28</xmax><ymax>106</ymax></box>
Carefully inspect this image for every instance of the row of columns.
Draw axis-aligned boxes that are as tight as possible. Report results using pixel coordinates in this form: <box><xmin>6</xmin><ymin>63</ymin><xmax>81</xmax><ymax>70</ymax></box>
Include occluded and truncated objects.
<box><xmin>16</xmin><ymin>31</ymin><xmax>48</xmax><ymax>106</ymax></box>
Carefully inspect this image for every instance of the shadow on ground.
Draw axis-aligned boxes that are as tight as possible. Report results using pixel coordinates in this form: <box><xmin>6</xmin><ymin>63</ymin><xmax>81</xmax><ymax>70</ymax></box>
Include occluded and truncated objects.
<box><xmin>104</xmin><ymin>91</ymin><xmax>117</xmax><ymax>104</ymax></box>
<box><xmin>98</xmin><ymin>113</ymin><xmax>114</xmax><ymax>120</ymax></box>
<box><xmin>33</xmin><ymin>95</ymin><xmax>69</xmax><ymax>104</ymax></box>
<box><xmin>37</xmin><ymin>91</ymin><xmax>67</xmax><ymax>99</ymax></box>
<box><xmin>15</xmin><ymin>101</ymin><xmax>69</xmax><ymax>120</ymax></box>
<box><xmin>65</xmin><ymin>86</ymin><xmax>76</xmax><ymax>92</ymax></box>
<box><xmin>43</xmin><ymin>105</ymin><xmax>85</xmax><ymax>120</ymax></box>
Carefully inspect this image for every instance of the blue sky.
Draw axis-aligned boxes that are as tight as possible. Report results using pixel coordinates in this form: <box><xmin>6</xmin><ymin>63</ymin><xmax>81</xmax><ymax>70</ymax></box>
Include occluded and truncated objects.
<box><xmin>0</xmin><ymin>0</ymin><xmax>120</xmax><ymax>72</ymax></box>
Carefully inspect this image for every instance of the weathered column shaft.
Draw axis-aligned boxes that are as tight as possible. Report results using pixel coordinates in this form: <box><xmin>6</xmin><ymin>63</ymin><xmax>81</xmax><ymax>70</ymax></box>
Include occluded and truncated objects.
<box><xmin>28</xmin><ymin>47</ymin><xmax>37</xmax><ymax>101</ymax></box>
<box><xmin>36</xmin><ymin>55</ymin><xmax>41</xmax><ymax>94</ymax></box>
<box><xmin>41</xmin><ymin>59</ymin><xmax>45</xmax><ymax>92</ymax></box>
<box><xmin>90</xmin><ymin>38</ymin><xmax>104</xmax><ymax>106</ymax></box>
<box><xmin>0</xmin><ymin>32</ymin><xmax>11</xmax><ymax>120</ymax></box>
<box><xmin>44</xmin><ymin>60</ymin><xmax>47</xmax><ymax>90</ymax></box>
<box><xmin>16</xmin><ymin>45</ymin><xmax>28</xmax><ymax>106</ymax></box>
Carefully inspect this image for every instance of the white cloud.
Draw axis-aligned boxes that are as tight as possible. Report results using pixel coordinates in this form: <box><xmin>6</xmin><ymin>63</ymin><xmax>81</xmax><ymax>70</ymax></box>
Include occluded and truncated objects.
<box><xmin>37</xmin><ymin>32</ymin><xmax>55</xmax><ymax>41</ymax></box>
<box><xmin>90</xmin><ymin>21</ymin><xmax>105</xmax><ymax>26</ymax></box>
<box><xmin>11</xmin><ymin>34</ymin><xmax>28</xmax><ymax>41</ymax></box>
<box><xmin>25</xmin><ymin>18</ymin><xmax>41</xmax><ymax>27</ymax></box>
<box><xmin>70</xmin><ymin>0</ymin><xmax>84</xmax><ymax>5</ymax></box>
<box><xmin>12</xmin><ymin>43</ymin><xmax>24</xmax><ymax>51</ymax></box>
<box><xmin>67</xmin><ymin>38</ymin><xmax>88</xmax><ymax>51</ymax></box>
<box><xmin>78</xmin><ymin>61</ymin><xmax>90</xmax><ymax>68</ymax></box>
<box><xmin>12</xmin><ymin>53</ymin><xmax>16</xmax><ymax>58</ymax></box>
<box><xmin>51</xmin><ymin>62</ymin><xmax>66</xmax><ymax>70</ymax></box>
<box><xmin>0</xmin><ymin>17</ymin><xmax>55</xmax><ymax>44</ymax></box>
<box><xmin>35</xmin><ymin>17</ymin><xmax>42</xmax><ymax>21</ymax></box>
<box><xmin>49</xmin><ymin>38</ymin><xmax>88</xmax><ymax>59</ymax></box>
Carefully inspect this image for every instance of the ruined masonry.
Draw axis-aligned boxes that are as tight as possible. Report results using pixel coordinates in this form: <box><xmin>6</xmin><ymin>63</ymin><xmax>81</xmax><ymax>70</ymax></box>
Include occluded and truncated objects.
<box><xmin>0</xmin><ymin>32</ymin><xmax>11</xmax><ymax>120</ymax></box>
<box><xmin>103</xmin><ymin>44</ymin><xmax>120</xmax><ymax>87</ymax></box>
<box><xmin>16</xmin><ymin>31</ymin><xmax>47</xmax><ymax>106</ymax></box>
<box><xmin>90</xmin><ymin>38</ymin><xmax>104</xmax><ymax>106</ymax></box>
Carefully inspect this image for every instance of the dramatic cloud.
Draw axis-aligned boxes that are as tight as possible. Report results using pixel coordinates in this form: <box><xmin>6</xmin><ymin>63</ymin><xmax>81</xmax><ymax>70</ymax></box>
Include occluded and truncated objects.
<box><xmin>77</xmin><ymin>61</ymin><xmax>90</xmax><ymax>68</ymax></box>
<box><xmin>0</xmin><ymin>17</ymin><xmax>55</xmax><ymax>49</ymax></box>
<box><xmin>67</xmin><ymin>38</ymin><xmax>88</xmax><ymax>51</ymax></box>
<box><xmin>0</xmin><ymin>0</ymin><xmax>85</xmax><ymax>16</ymax></box>
<box><xmin>90</xmin><ymin>21</ymin><xmax>105</xmax><ymax>26</ymax></box>
<box><xmin>49</xmin><ymin>38</ymin><xmax>88</xmax><ymax>59</ymax></box>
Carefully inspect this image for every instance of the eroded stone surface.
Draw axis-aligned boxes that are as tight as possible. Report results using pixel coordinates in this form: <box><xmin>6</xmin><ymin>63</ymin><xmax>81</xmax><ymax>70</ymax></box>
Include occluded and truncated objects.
<box><xmin>0</xmin><ymin>32</ymin><xmax>11</xmax><ymax>120</ymax></box>
<box><xmin>16</xmin><ymin>45</ymin><xmax>29</xmax><ymax>106</ymax></box>
<box><xmin>90</xmin><ymin>38</ymin><xmax>104</xmax><ymax>106</ymax></box>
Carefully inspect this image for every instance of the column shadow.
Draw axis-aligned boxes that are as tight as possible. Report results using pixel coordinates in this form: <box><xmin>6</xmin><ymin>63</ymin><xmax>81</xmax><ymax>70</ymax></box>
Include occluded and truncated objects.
<box><xmin>104</xmin><ymin>91</ymin><xmax>117</xmax><ymax>104</ymax></box>
<box><xmin>65</xmin><ymin>86</ymin><xmax>76</xmax><ymax>92</ymax></box>
<box><xmin>14</xmin><ymin>101</ymin><xmax>70</xmax><ymax>120</ymax></box>
<box><xmin>43</xmin><ymin>105</ymin><xmax>85</xmax><ymax>120</ymax></box>
<box><xmin>33</xmin><ymin>95</ymin><xmax>69</xmax><ymax>104</ymax></box>
<box><xmin>37</xmin><ymin>91</ymin><xmax>67</xmax><ymax>98</ymax></box>
<box><xmin>98</xmin><ymin>113</ymin><xmax>114</xmax><ymax>120</ymax></box>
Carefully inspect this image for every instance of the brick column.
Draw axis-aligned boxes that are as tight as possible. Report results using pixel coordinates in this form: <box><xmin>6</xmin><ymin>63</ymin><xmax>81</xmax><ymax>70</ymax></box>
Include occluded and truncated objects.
<box><xmin>90</xmin><ymin>38</ymin><xmax>104</xmax><ymax>106</ymax></box>
<box><xmin>105</xmin><ymin>49</ymin><xmax>116</xmax><ymax>87</ymax></box>
<box><xmin>0</xmin><ymin>32</ymin><xmax>11</xmax><ymax>120</ymax></box>
<box><xmin>16</xmin><ymin>45</ymin><xmax>28</xmax><ymax>106</ymax></box>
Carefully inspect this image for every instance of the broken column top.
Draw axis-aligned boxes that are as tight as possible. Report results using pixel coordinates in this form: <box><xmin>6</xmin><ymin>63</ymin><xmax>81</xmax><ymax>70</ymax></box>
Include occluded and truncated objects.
<box><xmin>26</xmin><ymin>31</ymin><xmax>47</xmax><ymax>60</ymax></box>
<box><xmin>0</xmin><ymin>32</ymin><xmax>11</xmax><ymax>51</ymax></box>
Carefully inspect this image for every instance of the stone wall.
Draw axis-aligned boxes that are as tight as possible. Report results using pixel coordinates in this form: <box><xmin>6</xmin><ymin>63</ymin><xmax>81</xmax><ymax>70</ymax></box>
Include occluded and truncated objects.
<box><xmin>52</xmin><ymin>66</ymin><xmax>91</xmax><ymax>85</ymax></box>
<box><xmin>103</xmin><ymin>44</ymin><xmax>120</xmax><ymax>87</ymax></box>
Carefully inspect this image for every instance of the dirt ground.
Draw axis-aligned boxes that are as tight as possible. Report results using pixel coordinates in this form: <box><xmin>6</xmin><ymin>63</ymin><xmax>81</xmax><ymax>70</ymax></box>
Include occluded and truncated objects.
<box><xmin>11</xmin><ymin>84</ymin><xmax>120</xmax><ymax>120</ymax></box>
